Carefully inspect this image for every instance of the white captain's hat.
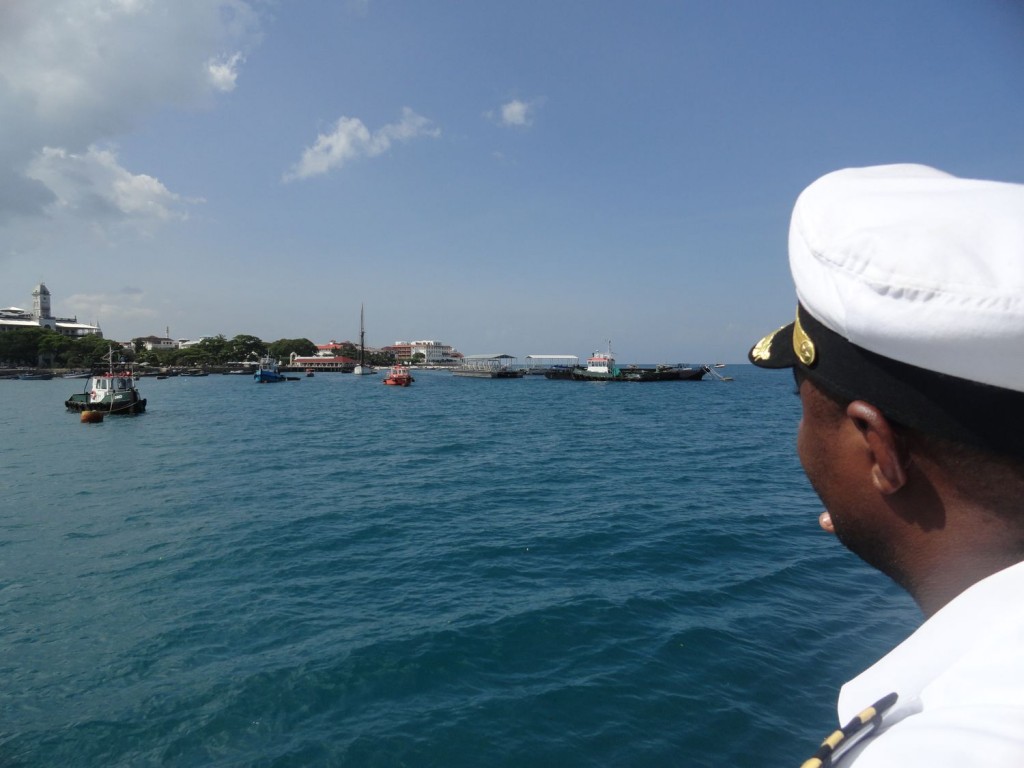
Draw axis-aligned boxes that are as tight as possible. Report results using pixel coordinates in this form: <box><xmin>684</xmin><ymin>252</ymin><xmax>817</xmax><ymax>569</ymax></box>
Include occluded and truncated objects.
<box><xmin>750</xmin><ymin>163</ymin><xmax>1024</xmax><ymax>455</ymax></box>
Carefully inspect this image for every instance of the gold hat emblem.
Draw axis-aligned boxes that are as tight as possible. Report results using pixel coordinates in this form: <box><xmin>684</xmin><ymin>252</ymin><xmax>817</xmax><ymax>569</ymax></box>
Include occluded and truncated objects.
<box><xmin>751</xmin><ymin>328</ymin><xmax>781</xmax><ymax>362</ymax></box>
<box><xmin>793</xmin><ymin>313</ymin><xmax>816</xmax><ymax>366</ymax></box>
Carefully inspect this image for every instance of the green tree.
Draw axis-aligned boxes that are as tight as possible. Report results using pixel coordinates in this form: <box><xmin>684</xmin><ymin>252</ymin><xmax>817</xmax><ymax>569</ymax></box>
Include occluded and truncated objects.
<box><xmin>37</xmin><ymin>330</ymin><xmax>70</xmax><ymax>367</ymax></box>
<box><xmin>368</xmin><ymin>349</ymin><xmax>395</xmax><ymax>366</ymax></box>
<box><xmin>176</xmin><ymin>347</ymin><xmax>209</xmax><ymax>367</ymax></box>
<box><xmin>138</xmin><ymin>348</ymin><xmax>177</xmax><ymax>367</ymax></box>
<box><xmin>267</xmin><ymin>338</ymin><xmax>316</xmax><ymax>360</ymax></box>
<box><xmin>196</xmin><ymin>335</ymin><xmax>229</xmax><ymax>364</ymax></box>
<box><xmin>64</xmin><ymin>334</ymin><xmax>115</xmax><ymax>369</ymax></box>
<box><xmin>227</xmin><ymin>334</ymin><xmax>266</xmax><ymax>363</ymax></box>
<box><xmin>0</xmin><ymin>328</ymin><xmax>46</xmax><ymax>366</ymax></box>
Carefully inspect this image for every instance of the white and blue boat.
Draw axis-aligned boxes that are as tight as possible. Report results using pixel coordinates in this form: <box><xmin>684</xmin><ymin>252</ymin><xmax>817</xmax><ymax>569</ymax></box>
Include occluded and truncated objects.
<box><xmin>254</xmin><ymin>356</ymin><xmax>287</xmax><ymax>383</ymax></box>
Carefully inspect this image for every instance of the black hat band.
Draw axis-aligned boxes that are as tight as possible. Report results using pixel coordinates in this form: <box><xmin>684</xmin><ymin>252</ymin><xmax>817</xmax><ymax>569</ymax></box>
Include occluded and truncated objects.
<box><xmin>750</xmin><ymin>306</ymin><xmax>1024</xmax><ymax>457</ymax></box>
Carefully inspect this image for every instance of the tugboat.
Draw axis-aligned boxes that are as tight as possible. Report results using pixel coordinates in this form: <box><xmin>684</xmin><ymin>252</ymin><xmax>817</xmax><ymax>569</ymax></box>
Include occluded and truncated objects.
<box><xmin>571</xmin><ymin>345</ymin><xmax>621</xmax><ymax>381</ymax></box>
<box><xmin>254</xmin><ymin>356</ymin><xmax>287</xmax><ymax>383</ymax></box>
<box><xmin>383</xmin><ymin>364</ymin><xmax>414</xmax><ymax>386</ymax></box>
<box><xmin>562</xmin><ymin>342</ymin><xmax>709</xmax><ymax>382</ymax></box>
<box><xmin>65</xmin><ymin>349</ymin><xmax>146</xmax><ymax>414</ymax></box>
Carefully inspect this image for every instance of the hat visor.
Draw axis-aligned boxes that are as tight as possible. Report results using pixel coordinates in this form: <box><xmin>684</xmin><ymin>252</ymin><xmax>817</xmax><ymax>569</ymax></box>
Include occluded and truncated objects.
<box><xmin>748</xmin><ymin>321</ymin><xmax>798</xmax><ymax>368</ymax></box>
<box><xmin>747</xmin><ymin>308</ymin><xmax>1024</xmax><ymax>457</ymax></box>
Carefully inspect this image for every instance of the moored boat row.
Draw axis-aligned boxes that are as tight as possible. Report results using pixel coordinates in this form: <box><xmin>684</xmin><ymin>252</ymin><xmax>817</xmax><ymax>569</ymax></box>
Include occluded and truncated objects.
<box><xmin>450</xmin><ymin>346</ymin><xmax>720</xmax><ymax>382</ymax></box>
<box><xmin>55</xmin><ymin>338</ymin><xmax>721</xmax><ymax>420</ymax></box>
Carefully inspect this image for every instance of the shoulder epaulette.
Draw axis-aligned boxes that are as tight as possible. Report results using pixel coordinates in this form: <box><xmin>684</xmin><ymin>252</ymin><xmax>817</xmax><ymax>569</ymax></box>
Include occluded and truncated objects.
<box><xmin>800</xmin><ymin>692</ymin><xmax>898</xmax><ymax>767</ymax></box>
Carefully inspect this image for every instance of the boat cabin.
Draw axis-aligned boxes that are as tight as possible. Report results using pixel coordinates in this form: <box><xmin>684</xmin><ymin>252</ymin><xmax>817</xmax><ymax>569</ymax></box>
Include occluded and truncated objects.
<box><xmin>586</xmin><ymin>352</ymin><xmax>615</xmax><ymax>375</ymax></box>
<box><xmin>93</xmin><ymin>373</ymin><xmax>137</xmax><ymax>392</ymax></box>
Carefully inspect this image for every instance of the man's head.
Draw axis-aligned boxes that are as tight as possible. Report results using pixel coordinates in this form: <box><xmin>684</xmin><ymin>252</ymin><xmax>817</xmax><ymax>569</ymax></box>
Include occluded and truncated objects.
<box><xmin>750</xmin><ymin>165</ymin><xmax>1024</xmax><ymax>612</ymax></box>
<box><xmin>751</xmin><ymin>163</ymin><xmax>1024</xmax><ymax>456</ymax></box>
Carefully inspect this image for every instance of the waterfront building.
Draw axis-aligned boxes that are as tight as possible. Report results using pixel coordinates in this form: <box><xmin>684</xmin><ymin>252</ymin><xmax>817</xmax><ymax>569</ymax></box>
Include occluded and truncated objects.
<box><xmin>0</xmin><ymin>283</ymin><xmax>102</xmax><ymax>338</ymax></box>
<box><xmin>127</xmin><ymin>336</ymin><xmax>208</xmax><ymax>351</ymax></box>
<box><xmin>385</xmin><ymin>341</ymin><xmax>412</xmax><ymax>361</ymax></box>
<box><xmin>288</xmin><ymin>352</ymin><xmax>357</xmax><ymax>372</ymax></box>
<box><xmin>316</xmin><ymin>340</ymin><xmax>355</xmax><ymax>357</ymax></box>
<box><xmin>136</xmin><ymin>335</ymin><xmax>178</xmax><ymax>352</ymax></box>
<box><xmin>384</xmin><ymin>340</ymin><xmax>459</xmax><ymax>364</ymax></box>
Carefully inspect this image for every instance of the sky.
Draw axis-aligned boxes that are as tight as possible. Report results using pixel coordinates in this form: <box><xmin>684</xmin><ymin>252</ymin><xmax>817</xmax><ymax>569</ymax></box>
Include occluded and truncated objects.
<box><xmin>2</xmin><ymin>1</ymin><xmax>1023</xmax><ymax>364</ymax></box>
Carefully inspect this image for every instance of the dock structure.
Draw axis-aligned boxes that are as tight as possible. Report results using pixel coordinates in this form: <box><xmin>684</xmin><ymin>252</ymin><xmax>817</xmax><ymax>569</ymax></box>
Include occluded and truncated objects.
<box><xmin>452</xmin><ymin>354</ymin><xmax>525</xmax><ymax>378</ymax></box>
<box><xmin>524</xmin><ymin>354</ymin><xmax>580</xmax><ymax>376</ymax></box>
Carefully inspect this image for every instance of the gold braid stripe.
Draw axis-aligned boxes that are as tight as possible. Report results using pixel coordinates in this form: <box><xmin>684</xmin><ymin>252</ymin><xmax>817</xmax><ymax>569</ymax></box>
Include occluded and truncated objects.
<box><xmin>798</xmin><ymin>692</ymin><xmax>898</xmax><ymax>768</ymax></box>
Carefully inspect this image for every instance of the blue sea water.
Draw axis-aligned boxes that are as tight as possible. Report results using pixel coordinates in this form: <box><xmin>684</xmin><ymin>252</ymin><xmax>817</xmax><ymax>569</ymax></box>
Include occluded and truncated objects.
<box><xmin>0</xmin><ymin>367</ymin><xmax>919</xmax><ymax>767</ymax></box>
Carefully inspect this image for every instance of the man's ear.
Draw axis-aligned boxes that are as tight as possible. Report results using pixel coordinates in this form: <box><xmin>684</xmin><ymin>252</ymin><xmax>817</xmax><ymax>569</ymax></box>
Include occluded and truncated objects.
<box><xmin>847</xmin><ymin>401</ymin><xmax>908</xmax><ymax>495</ymax></box>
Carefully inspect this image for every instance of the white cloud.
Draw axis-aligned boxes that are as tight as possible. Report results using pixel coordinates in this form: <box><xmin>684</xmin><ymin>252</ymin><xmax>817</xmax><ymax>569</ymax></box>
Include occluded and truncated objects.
<box><xmin>501</xmin><ymin>100</ymin><xmax>533</xmax><ymax>127</ymax></box>
<box><xmin>485</xmin><ymin>98</ymin><xmax>540</xmax><ymax>129</ymax></box>
<box><xmin>284</xmin><ymin>107</ymin><xmax>441</xmax><ymax>182</ymax></box>
<box><xmin>26</xmin><ymin>146</ymin><xmax>194</xmax><ymax>224</ymax></box>
<box><xmin>65</xmin><ymin>287</ymin><xmax>160</xmax><ymax>332</ymax></box>
<box><xmin>0</xmin><ymin>0</ymin><xmax>261</xmax><ymax>224</ymax></box>
<box><xmin>207</xmin><ymin>52</ymin><xmax>245</xmax><ymax>92</ymax></box>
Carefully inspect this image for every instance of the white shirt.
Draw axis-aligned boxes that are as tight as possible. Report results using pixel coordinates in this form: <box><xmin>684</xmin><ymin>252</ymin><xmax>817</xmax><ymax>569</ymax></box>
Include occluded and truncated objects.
<box><xmin>821</xmin><ymin>560</ymin><xmax>1024</xmax><ymax>766</ymax></box>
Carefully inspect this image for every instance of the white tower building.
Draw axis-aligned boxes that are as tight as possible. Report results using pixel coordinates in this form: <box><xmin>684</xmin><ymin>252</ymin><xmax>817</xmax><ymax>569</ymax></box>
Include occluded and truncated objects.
<box><xmin>32</xmin><ymin>283</ymin><xmax>52</xmax><ymax>320</ymax></box>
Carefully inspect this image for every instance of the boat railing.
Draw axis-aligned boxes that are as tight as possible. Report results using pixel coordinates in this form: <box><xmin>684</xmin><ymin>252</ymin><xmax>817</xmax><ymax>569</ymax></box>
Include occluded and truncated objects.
<box><xmin>458</xmin><ymin>354</ymin><xmax>521</xmax><ymax>370</ymax></box>
<box><xmin>524</xmin><ymin>354</ymin><xmax>579</xmax><ymax>374</ymax></box>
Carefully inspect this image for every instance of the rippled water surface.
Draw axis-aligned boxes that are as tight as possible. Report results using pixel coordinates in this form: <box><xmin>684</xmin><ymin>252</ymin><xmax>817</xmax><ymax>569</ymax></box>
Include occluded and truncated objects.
<box><xmin>0</xmin><ymin>368</ymin><xmax>917</xmax><ymax>766</ymax></box>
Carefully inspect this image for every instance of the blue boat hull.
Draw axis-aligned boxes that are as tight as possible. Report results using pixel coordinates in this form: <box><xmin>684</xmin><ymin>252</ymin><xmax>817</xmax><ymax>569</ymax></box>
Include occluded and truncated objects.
<box><xmin>254</xmin><ymin>371</ymin><xmax>287</xmax><ymax>383</ymax></box>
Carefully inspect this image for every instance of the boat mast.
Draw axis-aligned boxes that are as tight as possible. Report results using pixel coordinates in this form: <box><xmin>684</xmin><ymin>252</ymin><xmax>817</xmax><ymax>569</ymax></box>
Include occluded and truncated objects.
<box><xmin>359</xmin><ymin>304</ymin><xmax>365</xmax><ymax>365</ymax></box>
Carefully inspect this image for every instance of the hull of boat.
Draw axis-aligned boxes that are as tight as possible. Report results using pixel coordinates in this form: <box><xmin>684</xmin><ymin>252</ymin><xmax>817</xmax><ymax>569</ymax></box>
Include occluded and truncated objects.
<box><xmin>383</xmin><ymin>365</ymin><xmax>414</xmax><ymax>386</ymax></box>
<box><xmin>65</xmin><ymin>392</ymin><xmax>146</xmax><ymax>414</ymax></box>
<box><xmin>543</xmin><ymin>367</ymin><xmax>578</xmax><ymax>380</ymax></box>
<box><xmin>66</xmin><ymin>371</ymin><xmax>147</xmax><ymax>414</ymax></box>
<box><xmin>570</xmin><ymin>365</ymin><xmax>709</xmax><ymax>382</ymax></box>
<box><xmin>254</xmin><ymin>370</ymin><xmax>286</xmax><ymax>383</ymax></box>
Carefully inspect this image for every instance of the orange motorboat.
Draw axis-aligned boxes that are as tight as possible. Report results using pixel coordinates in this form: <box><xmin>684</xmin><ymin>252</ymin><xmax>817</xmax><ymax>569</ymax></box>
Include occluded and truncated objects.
<box><xmin>383</xmin><ymin>365</ymin><xmax>414</xmax><ymax>386</ymax></box>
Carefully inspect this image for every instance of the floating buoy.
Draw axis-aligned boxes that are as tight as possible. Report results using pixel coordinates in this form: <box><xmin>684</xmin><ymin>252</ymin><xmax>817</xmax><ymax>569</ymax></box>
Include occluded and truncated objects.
<box><xmin>81</xmin><ymin>410</ymin><xmax>104</xmax><ymax>424</ymax></box>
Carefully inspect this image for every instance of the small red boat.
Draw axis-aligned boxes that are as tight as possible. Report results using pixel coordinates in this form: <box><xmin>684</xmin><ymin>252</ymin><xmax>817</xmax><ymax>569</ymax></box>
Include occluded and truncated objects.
<box><xmin>383</xmin><ymin>365</ymin><xmax>414</xmax><ymax>386</ymax></box>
